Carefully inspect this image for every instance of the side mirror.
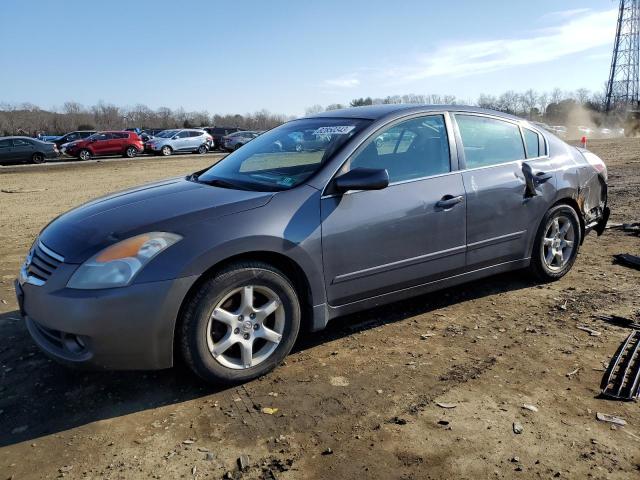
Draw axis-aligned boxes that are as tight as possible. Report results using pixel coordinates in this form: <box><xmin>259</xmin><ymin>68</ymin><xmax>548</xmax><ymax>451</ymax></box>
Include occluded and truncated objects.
<box><xmin>333</xmin><ymin>168</ymin><xmax>389</xmax><ymax>193</ymax></box>
<box><xmin>172</xmin><ymin>136</ymin><xmax>178</xmax><ymax>140</ymax></box>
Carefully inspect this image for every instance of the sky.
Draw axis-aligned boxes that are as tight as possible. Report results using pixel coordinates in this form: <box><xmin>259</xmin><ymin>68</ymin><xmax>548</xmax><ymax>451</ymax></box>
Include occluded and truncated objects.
<box><xmin>0</xmin><ymin>0</ymin><xmax>619</xmax><ymax>116</ymax></box>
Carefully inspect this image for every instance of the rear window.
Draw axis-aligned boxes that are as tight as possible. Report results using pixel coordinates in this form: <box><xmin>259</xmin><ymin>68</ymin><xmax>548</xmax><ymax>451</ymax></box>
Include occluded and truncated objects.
<box><xmin>0</xmin><ymin>139</ymin><xmax>12</xmax><ymax>148</ymax></box>
<box><xmin>456</xmin><ymin>115</ymin><xmax>525</xmax><ymax>168</ymax></box>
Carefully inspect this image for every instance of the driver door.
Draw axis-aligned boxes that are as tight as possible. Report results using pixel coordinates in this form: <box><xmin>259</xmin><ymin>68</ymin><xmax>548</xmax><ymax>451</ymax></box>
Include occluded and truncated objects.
<box><xmin>320</xmin><ymin>114</ymin><xmax>467</xmax><ymax>306</ymax></box>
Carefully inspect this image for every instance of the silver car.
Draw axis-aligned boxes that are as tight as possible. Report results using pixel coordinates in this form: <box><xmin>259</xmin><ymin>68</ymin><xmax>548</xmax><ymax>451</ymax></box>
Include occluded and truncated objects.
<box><xmin>222</xmin><ymin>131</ymin><xmax>260</xmax><ymax>151</ymax></box>
<box><xmin>146</xmin><ymin>129</ymin><xmax>213</xmax><ymax>156</ymax></box>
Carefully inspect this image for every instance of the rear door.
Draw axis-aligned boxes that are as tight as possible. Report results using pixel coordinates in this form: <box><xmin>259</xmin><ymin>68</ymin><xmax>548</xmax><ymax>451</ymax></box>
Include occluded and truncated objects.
<box><xmin>321</xmin><ymin>113</ymin><xmax>466</xmax><ymax>305</ymax></box>
<box><xmin>453</xmin><ymin>114</ymin><xmax>556</xmax><ymax>269</ymax></box>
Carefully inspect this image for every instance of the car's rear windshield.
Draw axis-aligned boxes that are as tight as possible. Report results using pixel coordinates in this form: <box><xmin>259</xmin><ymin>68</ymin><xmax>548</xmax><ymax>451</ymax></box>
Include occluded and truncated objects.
<box><xmin>196</xmin><ymin>118</ymin><xmax>372</xmax><ymax>191</ymax></box>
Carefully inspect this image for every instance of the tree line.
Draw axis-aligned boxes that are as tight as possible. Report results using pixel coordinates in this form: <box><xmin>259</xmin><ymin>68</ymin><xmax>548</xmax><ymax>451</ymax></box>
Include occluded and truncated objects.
<box><xmin>0</xmin><ymin>101</ymin><xmax>294</xmax><ymax>136</ymax></box>
<box><xmin>0</xmin><ymin>88</ymin><xmax>614</xmax><ymax>137</ymax></box>
<box><xmin>306</xmin><ymin>88</ymin><xmax>613</xmax><ymax>126</ymax></box>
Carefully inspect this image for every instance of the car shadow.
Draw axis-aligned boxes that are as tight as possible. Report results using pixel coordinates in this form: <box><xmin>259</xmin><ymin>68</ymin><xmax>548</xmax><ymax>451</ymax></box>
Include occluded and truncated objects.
<box><xmin>0</xmin><ymin>270</ymin><xmax>534</xmax><ymax>448</ymax></box>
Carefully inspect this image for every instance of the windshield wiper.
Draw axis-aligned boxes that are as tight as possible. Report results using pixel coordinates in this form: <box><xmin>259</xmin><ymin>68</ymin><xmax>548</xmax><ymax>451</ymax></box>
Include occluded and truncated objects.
<box><xmin>194</xmin><ymin>176</ymin><xmax>252</xmax><ymax>190</ymax></box>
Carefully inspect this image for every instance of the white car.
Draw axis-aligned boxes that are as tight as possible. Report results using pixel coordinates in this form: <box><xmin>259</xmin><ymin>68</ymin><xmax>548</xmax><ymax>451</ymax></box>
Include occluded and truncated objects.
<box><xmin>145</xmin><ymin>129</ymin><xmax>213</xmax><ymax>156</ymax></box>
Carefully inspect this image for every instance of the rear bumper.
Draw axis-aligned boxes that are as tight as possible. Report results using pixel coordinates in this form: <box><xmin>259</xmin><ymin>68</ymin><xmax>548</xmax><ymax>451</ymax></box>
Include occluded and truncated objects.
<box><xmin>15</xmin><ymin>273</ymin><xmax>198</xmax><ymax>370</ymax></box>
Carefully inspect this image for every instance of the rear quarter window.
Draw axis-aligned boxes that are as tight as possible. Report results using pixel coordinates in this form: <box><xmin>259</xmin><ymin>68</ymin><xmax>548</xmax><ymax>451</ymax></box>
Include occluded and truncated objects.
<box><xmin>523</xmin><ymin>128</ymin><xmax>541</xmax><ymax>158</ymax></box>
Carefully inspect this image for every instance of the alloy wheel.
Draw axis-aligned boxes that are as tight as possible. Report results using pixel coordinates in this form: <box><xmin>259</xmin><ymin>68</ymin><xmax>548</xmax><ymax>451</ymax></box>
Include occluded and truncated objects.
<box><xmin>542</xmin><ymin>214</ymin><xmax>575</xmax><ymax>271</ymax></box>
<box><xmin>206</xmin><ymin>285</ymin><xmax>284</xmax><ymax>369</ymax></box>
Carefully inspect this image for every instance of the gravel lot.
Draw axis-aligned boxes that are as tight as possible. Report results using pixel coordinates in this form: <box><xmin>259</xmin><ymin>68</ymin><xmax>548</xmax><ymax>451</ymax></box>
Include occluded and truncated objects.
<box><xmin>0</xmin><ymin>141</ymin><xmax>639</xmax><ymax>479</ymax></box>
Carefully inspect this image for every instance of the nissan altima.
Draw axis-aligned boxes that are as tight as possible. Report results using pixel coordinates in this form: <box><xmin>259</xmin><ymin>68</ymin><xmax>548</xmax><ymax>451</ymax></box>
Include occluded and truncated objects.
<box><xmin>15</xmin><ymin>105</ymin><xmax>609</xmax><ymax>384</ymax></box>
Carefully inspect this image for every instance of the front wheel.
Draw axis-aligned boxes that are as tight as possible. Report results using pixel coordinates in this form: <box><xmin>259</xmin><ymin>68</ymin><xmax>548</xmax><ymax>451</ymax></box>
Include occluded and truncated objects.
<box><xmin>78</xmin><ymin>149</ymin><xmax>91</xmax><ymax>161</ymax></box>
<box><xmin>180</xmin><ymin>262</ymin><xmax>301</xmax><ymax>384</ymax></box>
<box><xmin>31</xmin><ymin>152</ymin><xmax>45</xmax><ymax>164</ymax></box>
<box><xmin>529</xmin><ymin>204</ymin><xmax>581</xmax><ymax>281</ymax></box>
<box><xmin>161</xmin><ymin>145</ymin><xmax>172</xmax><ymax>156</ymax></box>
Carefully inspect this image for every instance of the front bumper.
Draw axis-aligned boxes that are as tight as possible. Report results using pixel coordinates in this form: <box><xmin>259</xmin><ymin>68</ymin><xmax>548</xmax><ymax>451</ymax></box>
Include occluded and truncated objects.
<box><xmin>15</xmin><ymin>268</ymin><xmax>198</xmax><ymax>370</ymax></box>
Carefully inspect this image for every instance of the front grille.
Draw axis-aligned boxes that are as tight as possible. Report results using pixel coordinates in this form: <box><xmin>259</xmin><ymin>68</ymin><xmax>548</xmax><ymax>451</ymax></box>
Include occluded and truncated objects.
<box><xmin>25</xmin><ymin>241</ymin><xmax>64</xmax><ymax>285</ymax></box>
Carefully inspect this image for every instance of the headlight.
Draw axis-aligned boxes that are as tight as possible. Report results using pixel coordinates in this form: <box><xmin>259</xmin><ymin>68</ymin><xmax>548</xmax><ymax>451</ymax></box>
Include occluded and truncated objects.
<box><xmin>67</xmin><ymin>232</ymin><xmax>182</xmax><ymax>289</ymax></box>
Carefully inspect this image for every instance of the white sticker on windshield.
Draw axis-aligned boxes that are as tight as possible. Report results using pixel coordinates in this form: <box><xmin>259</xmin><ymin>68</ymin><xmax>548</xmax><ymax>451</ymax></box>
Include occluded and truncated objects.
<box><xmin>312</xmin><ymin>126</ymin><xmax>355</xmax><ymax>135</ymax></box>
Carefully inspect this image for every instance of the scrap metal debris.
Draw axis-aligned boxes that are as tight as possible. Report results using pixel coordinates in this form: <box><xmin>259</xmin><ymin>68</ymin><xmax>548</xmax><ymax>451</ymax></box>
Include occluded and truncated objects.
<box><xmin>613</xmin><ymin>253</ymin><xmax>640</xmax><ymax>270</ymax></box>
<box><xmin>600</xmin><ymin>330</ymin><xmax>640</xmax><ymax>401</ymax></box>
<box><xmin>596</xmin><ymin>412</ymin><xmax>627</xmax><ymax>426</ymax></box>
<box><xmin>576</xmin><ymin>325</ymin><xmax>602</xmax><ymax>336</ymax></box>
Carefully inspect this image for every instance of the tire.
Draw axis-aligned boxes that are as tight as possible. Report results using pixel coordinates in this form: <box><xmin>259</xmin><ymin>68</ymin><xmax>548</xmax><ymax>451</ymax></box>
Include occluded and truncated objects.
<box><xmin>295</xmin><ymin>143</ymin><xmax>303</xmax><ymax>152</ymax></box>
<box><xmin>78</xmin><ymin>149</ymin><xmax>91</xmax><ymax>161</ymax></box>
<box><xmin>180</xmin><ymin>261</ymin><xmax>301</xmax><ymax>384</ymax></box>
<box><xmin>529</xmin><ymin>204</ymin><xmax>581</xmax><ymax>281</ymax></box>
<box><xmin>124</xmin><ymin>146</ymin><xmax>137</xmax><ymax>158</ymax></box>
<box><xmin>197</xmin><ymin>144</ymin><xmax>207</xmax><ymax>155</ymax></box>
<box><xmin>161</xmin><ymin>145</ymin><xmax>172</xmax><ymax>156</ymax></box>
<box><xmin>31</xmin><ymin>152</ymin><xmax>45</xmax><ymax>164</ymax></box>
<box><xmin>234</xmin><ymin>143</ymin><xmax>243</xmax><ymax>151</ymax></box>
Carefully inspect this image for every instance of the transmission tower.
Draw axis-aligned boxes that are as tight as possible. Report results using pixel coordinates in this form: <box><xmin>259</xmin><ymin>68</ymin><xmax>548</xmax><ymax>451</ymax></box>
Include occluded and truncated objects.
<box><xmin>606</xmin><ymin>0</ymin><xmax>640</xmax><ymax>111</ymax></box>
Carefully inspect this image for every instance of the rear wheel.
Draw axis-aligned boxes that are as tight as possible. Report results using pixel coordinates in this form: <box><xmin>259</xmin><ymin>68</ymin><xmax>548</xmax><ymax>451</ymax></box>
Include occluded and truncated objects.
<box><xmin>197</xmin><ymin>144</ymin><xmax>207</xmax><ymax>155</ymax></box>
<box><xmin>78</xmin><ymin>149</ymin><xmax>91</xmax><ymax>161</ymax></box>
<box><xmin>161</xmin><ymin>145</ymin><xmax>172</xmax><ymax>156</ymax></box>
<box><xmin>529</xmin><ymin>204</ymin><xmax>581</xmax><ymax>281</ymax></box>
<box><xmin>124</xmin><ymin>146</ymin><xmax>137</xmax><ymax>158</ymax></box>
<box><xmin>234</xmin><ymin>143</ymin><xmax>243</xmax><ymax>151</ymax></box>
<box><xmin>180</xmin><ymin>262</ymin><xmax>301</xmax><ymax>384</ymax></box>
<box><xmin>31</xmin><ymin>152</ymin><xmax>45</xmax><ymax>164</ymax></box>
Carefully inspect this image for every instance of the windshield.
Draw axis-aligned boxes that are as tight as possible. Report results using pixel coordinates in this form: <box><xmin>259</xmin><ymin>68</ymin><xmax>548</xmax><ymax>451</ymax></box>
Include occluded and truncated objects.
<box><xmin>156</xmin><ymin>129</ymin><xmax>179</xmax><ymax>138</ymax></box>
<box><xmin>197</xmin><ymin>118</ymin><xmax>371</xmax><ymax>191</ymax></box>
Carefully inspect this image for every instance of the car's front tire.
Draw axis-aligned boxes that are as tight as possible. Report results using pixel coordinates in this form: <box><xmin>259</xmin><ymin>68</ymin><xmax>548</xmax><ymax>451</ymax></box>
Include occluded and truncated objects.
<box><xmin>161</xmin><ymin>145</ymin><xmax>172</xmax><ymax>156</ymax></box>
<box><xmin>180</xmin><ymin>262</ymin><xmax>301</xmax><ymax>384</ymax></box>
<box><xmin>31</xmin><ymin>152</ymin><xmax>45</xmax><ymax>164</ymax></box>
<box><xmin>529</xmin><ymin>204</ymin><xmax>581</xmax><ymax>281</ymax></box>
<box><xmin>78</xmin><ymin>149</ymin><xmax>91</xmax><ymax>161</ymax></box>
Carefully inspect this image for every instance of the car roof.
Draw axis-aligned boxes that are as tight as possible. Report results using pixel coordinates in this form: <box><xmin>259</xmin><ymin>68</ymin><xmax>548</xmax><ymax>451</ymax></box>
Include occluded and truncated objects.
<box><xmin>302</xmin><ymin>104</ymin><xmax>522</xmax><ymax>122</ymax></box>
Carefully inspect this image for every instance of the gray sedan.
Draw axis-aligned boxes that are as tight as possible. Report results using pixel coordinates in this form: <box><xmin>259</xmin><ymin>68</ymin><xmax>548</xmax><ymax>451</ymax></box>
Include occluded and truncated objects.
<box><xmin>15</xmin><ymin>105</ymin><xmax>609</xmax><ymax>384</ymax></box>
<box><xmin>0</xmin><ymin>136</ymin><xmax>59</xmax><ymax>165</ymax></box>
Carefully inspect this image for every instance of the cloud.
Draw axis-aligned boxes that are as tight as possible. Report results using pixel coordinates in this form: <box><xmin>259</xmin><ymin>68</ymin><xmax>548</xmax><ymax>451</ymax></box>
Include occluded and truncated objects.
<box><xmin>540</xmin><ymin>8</ymin><xmax>592</xmax><ymax>21</ymax></box>
<box><xmin>323</xmin><ymin>74</ymin><xmax>360</xmax><ymax>88</ymax></box>
<box><xmin>379</xmin><ymin>8</ymin><xmax>617</xmax><ymax>84</ymax></box>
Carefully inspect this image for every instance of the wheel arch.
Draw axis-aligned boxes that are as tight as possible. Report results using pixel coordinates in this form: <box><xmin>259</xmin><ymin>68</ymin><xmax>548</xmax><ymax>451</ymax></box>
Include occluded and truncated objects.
<box><xmin>172</xmin><ymin>250</ymin><xmax>315</xmax><ymax>363</ymax></box>
<box><xmin>549</xmin><ymin>197</ymin><xmax>586</xmax><ymax>244</ymax></box>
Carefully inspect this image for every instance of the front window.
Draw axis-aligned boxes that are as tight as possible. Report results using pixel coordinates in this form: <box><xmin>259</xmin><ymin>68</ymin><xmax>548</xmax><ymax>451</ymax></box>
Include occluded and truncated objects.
<box><xmin>156</xmin><ymin>129</ymin><xmax>179</xmax><ymax>138</ymax></box>
<box><xmin>196</xmin><ymin>118</ymin><xmax>372</xmax><ymax>191</ymax></box>
<box><xmin>341</xmin><ymin>114</ymin><xmax>451</xmax><ymax>183</ymax></box>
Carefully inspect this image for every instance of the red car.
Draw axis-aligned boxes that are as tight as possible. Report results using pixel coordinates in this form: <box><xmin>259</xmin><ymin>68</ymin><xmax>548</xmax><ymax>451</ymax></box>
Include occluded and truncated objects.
<box><xmin>66</xmin><ymin>131</ymin><xmax>144</xmax><ymax>161</ymax></box>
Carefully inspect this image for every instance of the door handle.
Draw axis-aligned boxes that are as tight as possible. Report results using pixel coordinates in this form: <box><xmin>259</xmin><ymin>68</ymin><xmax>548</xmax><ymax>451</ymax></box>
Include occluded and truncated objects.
<box><xmin>436</xmin><ymin>195</ymin><xmax>464</xmax><ymax>209</ymax></box>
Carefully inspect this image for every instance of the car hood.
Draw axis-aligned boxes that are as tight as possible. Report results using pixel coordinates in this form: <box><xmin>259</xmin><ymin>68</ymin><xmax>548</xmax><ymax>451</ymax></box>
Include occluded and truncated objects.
<box><xmin>39</xmin><ymin>177</ymin><xmax>273</xmax><ymax>263</ymax></box>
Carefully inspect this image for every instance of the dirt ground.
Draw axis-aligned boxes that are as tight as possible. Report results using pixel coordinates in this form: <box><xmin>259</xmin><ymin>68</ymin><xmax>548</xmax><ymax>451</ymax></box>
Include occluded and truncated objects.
<box><xmin>0</xmin><ymin>142</ymin><xmax>639</xmax><ymax>480</ymax></box>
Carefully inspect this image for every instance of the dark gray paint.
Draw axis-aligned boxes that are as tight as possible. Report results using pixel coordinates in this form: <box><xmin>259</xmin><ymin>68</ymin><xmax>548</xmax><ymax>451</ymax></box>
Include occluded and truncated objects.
<box><xmin>16</xmin><ymin>105</ymin><xmax>609</xmax><ymax>370</ymax></box>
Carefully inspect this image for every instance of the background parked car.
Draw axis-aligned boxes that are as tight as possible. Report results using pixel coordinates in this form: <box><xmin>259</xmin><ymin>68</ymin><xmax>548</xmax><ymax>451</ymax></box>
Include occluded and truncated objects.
<box><xmin>549</xmin><ymin>126</ymin><xmax>567</xmax><ymax>137</ymax></box>
<box><xmin>65</xmin><ymin>131</ymin><xmax>143</xmax><ymax>160</ymax></box>
<box><xmin>145</xmin><ymin>129</ymin><xmax>212</xmax><ymax>156</ymax></box>
<box><xmin>203</xmin><ymin>127</ymin><xmax>244</xmax><ymax>150</ymax></box>
<box><xmin>51</xmin><ymin>130</ymin><xmax>96</xmax><ymax>148</ymax></box>
<box><xmin>0</xmin><ymin>136</ymin><xmax>59</xmax><ymax>165</ymax></box>
<box><xmin>140</xmin><ymin>129</ymin><xmax>165</xmax><ymax>142</ymax></box>
<box><xmin>222</xmin><ymin>130</ymin><xmax>260</xmax><ymax>151</ymax></box>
